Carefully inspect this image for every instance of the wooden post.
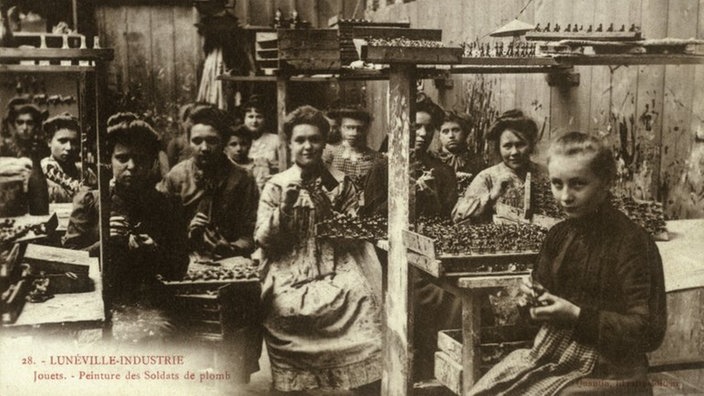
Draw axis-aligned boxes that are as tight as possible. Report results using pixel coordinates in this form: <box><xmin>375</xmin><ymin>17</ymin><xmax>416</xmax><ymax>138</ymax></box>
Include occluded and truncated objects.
<box><xmin>94</xmin><ymin>59</ymin><xmax>111</xmax><ymax>338</ymax></box>
<box><xmin>383</xmin><ymin>63</ymin><xmax>416</xmax><ymax>396</ymax></box>
<box><xmin>276</xmin><ymin>75</ymin><xmax>288</xmax><ymax>171</ymax></box>
<box><xmin>462</xmin><ymin>292</ymin><xmax>482</xmax><ymax>394</ymax></box>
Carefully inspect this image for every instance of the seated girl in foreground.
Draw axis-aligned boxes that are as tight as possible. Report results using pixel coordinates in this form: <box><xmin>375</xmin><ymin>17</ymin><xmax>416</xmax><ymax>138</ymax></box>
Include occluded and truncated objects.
<box><xmin>470</xmin><ymin>131</ymin><xmax>666</xmax><ymax>396</ymax></box>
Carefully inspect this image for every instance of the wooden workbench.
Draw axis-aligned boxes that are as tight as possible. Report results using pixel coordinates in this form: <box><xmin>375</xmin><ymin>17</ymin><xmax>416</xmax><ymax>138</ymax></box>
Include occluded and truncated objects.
<box><xmin>2</xmin><ymin>246</ymin><xmax>104</xmax><ymax>333</ymax></box>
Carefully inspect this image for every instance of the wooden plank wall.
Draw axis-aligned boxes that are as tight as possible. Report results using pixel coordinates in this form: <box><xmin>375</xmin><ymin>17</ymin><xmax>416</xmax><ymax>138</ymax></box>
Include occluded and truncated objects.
<box><xmin>94</xmin><ymin>0</ymin><xmax>359</xmax><ymax>138</ymax></box>
<box><xmin>366</xmin><ymin>0</ymin><xmax>704</xmax><ymax>219</ymax></box>
<box><xmin>95</xmin><ymin>2</ymin><xmax>200</xmax><ymax>131</ymax></box>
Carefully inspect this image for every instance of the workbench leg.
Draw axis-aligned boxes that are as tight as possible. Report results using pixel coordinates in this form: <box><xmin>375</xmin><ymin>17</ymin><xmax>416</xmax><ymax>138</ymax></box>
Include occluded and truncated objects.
<box><xmin>461</xmin><ymin>291</ymin><xmax>481</xmax><ymax>395</ymax></box>
<box><xmin>383</xmin><ymin>64</ymin><xmax>416</xmax><ymax>396</ymax></box>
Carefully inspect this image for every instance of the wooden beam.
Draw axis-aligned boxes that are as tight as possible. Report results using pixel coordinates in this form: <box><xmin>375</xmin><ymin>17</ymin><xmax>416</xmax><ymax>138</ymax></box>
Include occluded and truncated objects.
<box><xmin>0</xmin><ymin>48</ymin><xmax>114</xmax><ymax>61</ymax></box>
<box><xmin>276</xmin><ymin>76</ymin><xmax>288</xmax><ymax>172</ymax></box>
<box><xmin>383</xmin><ymin>63</ymin><xmax>416</xmax><ymax>396</ymax></box>
<box><xmin>461</xmin><ymin>291</ymin><xmax>481</xmax><ymax>394</ymax></box>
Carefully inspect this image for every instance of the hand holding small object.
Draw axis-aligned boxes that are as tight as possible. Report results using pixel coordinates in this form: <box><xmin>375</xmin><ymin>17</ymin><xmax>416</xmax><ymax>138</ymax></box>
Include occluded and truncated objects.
<box><xmin>282</xmin><ymin>182</ymin><xmax>301</xmax><ymax>213</ymax></box>
<box><xmin>490</xmin><ymin>175</ymin><xmax>513</xmax><ymax>201</ymax></box>
<box><xmin>109</xmin><ymin>215</ymin><xmax>130</xmax><ymax>237</ymax></box>
<box><xmin>416</xmin><ymin>170</ymin><xmax>437</xmax><ymax>194</ymax></box>
<box><xmin>529</xmin><ymin>292</ymin><xmax>581</xmax><ymax>323</ymax></box>
<box><xmin>128</xmin><ymin>233</ymin><xmax>156</xmax><ymax>250</ymax></box>
<box><xmin>188</xmin><ymin>212</ymin><xmax>209</xmax><ymax>240</ymax></box>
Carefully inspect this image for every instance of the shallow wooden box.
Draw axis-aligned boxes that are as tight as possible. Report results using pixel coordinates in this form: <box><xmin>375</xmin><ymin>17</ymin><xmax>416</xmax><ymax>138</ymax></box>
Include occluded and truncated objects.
<box><xmin>435</xmin><ymin>327</ymin><xmax>537</xmax><ymax>395</ymax></box>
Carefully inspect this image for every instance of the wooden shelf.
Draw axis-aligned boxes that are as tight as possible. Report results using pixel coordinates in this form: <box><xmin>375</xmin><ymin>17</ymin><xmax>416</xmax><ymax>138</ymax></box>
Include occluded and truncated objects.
<box><xmin>459</xmin><ymin>57</ymin><xmax>559</xmax><ymax>66</ymax></box>
<box><xmin>0</xmin><ymin>64</ymin><xmax>96</xmax><ymax>73</ymax></box>
<box><xmin>555</xmin><ymin>53</ymin><xmax>704</xmax><ymax>65</ymax></box>
<box><xmin>0</xmin><ymin>48</ymin><xmax>114</xmax><ymax>61</ymax></box>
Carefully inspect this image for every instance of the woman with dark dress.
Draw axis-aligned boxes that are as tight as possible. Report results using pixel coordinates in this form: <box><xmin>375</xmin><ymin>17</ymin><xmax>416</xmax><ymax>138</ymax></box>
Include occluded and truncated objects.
<box><xmin>470</xmin><ymin>131</ymin><xmax>666</xmax><ymax>395</ymax></box>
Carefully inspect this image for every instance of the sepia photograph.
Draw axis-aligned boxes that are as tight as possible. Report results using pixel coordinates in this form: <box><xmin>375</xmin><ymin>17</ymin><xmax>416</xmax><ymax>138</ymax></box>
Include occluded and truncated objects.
<box><xmin>0</xmin><ymin>0</ymin><xmax>703</xmax><ymax>395</ymax></box>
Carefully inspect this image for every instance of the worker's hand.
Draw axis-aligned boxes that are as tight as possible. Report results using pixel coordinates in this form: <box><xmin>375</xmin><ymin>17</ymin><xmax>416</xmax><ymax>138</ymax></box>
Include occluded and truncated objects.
<box><xmin>415</xmin><ymin>170</ymin><xmax>437</xmax><ymax>195</ymax></box>
<box><xmin>128</xmin><ymin>233</ymin><xmax>156</xmax><ymax>250</ymax></box>
<box><xmin>489</xmin><ymin>174</ymin><xmax>513</xmax><ymax>201</ymax></box>
<box><xmin>188</xmin><ymin>212</ymin><xmax>209</xmax><ymax>240</ymax></box>
<box><xmin>281</xmin><ymin>182</ymin><xmax>301</xmax><ymax>213</ymax></box>
<box><xmin>109</xmin><ymin>215</ymin><xmax>130</xmax><ymax>238</ymax></box>
<box><xmin>528</xmin><ymin>292</ymin><xmax>581</xmax><ymax>324</ymax></box>
<box><xmin>452</xmin><ymin>198</ymin><xmax>480</xmax><ymax>223</ymax></box>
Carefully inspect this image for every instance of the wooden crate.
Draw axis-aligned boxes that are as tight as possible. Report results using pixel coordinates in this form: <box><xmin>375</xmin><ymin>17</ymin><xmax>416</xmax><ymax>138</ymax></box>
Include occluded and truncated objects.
<box><xmin>404</xmin><ymin>229</ymin><xmax>538</xmax><ymax>278</ymax></box>
<box><xmin>435</xmin><ymin>327</ymin><xmax>538</xmax><ymax>394</ymax></box>
<box><xmin>278</xmin><ymin>29</ymin><xmax>341</xmax><ymax>71</ymax></box>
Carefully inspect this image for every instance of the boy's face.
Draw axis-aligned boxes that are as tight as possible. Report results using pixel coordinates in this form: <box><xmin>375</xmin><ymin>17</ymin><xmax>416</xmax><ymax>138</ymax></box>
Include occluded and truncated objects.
<box><xmin>190</xmin><ymin>123</ymin><xmax>224</xmax><ymax>168</ymax></box>
<box><xmin>225</xmin><ymin>135</ymin><xmax>251</xmax><ymax>163</ymax></box>
<box><xmin>49</xmin><ymin>128</ymin><xmax>80</xmax><ymax>164</ymax></box>
<box><xmin>548</xmin><ymin>153</ymin><xmax>609</xmax><ymax>219</ymax></box>
<box><xmin>439</xmin><ymin>121</ymin><xmax>468</xmax><ymax>154</ymax></box>
<box><xmin>244</xmin><ymin>109</ymin><xmax>265</xmax><ymax>133</ymax></box>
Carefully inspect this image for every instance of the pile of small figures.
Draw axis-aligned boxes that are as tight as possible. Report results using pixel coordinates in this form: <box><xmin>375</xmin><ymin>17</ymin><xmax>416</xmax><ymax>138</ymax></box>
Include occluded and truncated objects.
<box><xmin>368</xmin><ymin>37</ymin><xmax>445</xmax><ymax>48</ymax></box>
<box><xmin>506</xmin><ymin>180</ymin><xmax>667</xmax><ymax>237</ymax></box>
<box><xmin>465</xmin><ymin>262</ymin><xmax>531</xmax><ymax>273</ymax></box>
<box><xmin>611</xmin><ymin>195</ymin><xmax>667</xmax><ymax>236</ymax></box>
<box><xmin>533</xmin><ymin>22</ymin><xmax>639</xmax><ymax>33</ymax></box>
<box><xmin>0</xmin><ymin>219</ymin><xmax>41</xmax><ymax>245</ymax></box>
<box><xmin>461</xmin><ymin>41</ymin><xmax>537</xmax><ymax>57</ymax></box>
<box><xmin>179</xmin><ymin>265</ymin><xmax>258</xmax><ymax>282</ymax></box>
<box><xmin>316</xmin><ymin>212</ymin><xmax>387</xmax><ymax>241</ymax></box>
<box><xmin>416</xmin><ymin>217</ymin><xmax>547</xmax><ymax>255</ymax></box>
<box><xmin>531</xmin><ymin>180</ymin><xmax>565</xmax><ymax>219</ymax></box>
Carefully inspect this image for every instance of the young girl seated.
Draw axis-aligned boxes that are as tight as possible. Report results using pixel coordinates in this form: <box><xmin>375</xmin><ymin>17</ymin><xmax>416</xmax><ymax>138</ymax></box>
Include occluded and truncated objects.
<box><xmin>470</xmin><ymin>131</ymin><xmax>666</xmax><ymax>396</ymax></box>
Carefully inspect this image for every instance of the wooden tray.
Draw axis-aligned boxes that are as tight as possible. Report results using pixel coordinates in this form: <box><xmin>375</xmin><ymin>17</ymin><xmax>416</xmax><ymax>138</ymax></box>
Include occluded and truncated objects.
<box><xmin>404</xmin><ymin>229</ymin><xmax>539</xmax><ymax>260</ymax></box>
<box><xmin>361</xmin><ymin>45</ymin><xmax>462</xmax><ymax>64</ymax></box>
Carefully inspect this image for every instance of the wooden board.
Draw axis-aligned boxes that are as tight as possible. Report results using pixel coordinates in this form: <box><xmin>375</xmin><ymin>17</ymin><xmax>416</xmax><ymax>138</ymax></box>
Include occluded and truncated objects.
<box><xmin>438</xmin><ymin>329</ymin><xmax>463</xmax><ymax>364</ymax></box>
<box><xmin>661</xmin><ymin>0</ymin><xmax>699</xmax><ymax>218</ymax></box>
<box><xmin>407</xmin><ymin>251</ymin><xmax>443</xmax><ymax>278</ymax></box>
<box><xmin>434</xmin><ymin>351</ymin><xmax>462</xmax><ymax>396</ymax></box>
<box><xmin>149</xmin><ymin>5</ymin><xmax>177</xmax><ymax>115</ymax></box>
<box><xmin>23</xmin><ymin>244</ymin><xmax>91</xmax><ymax>276</ymax></box>
<box><xmin>457</xmin><ymin>274</ymin><xmax>526</xmax><ymax>290</ymax></box>
<box><xmin>5</xmin><ymin>255</ymin><xmax>103</xmax><ymax>329</ymax></box>
<box><xmin>403</xmin><ymin>229</ymin><xmax>436</xmax><ymax>258</ymax></box>
<box><xmin>362</xmin><ymin>46</ymin><xmax>462</xmax><ymax>64</ymax></box>
<box><xmin>525</xmin><ymin>31</ymin><xmax>641</xmax><ymax>41</ymax></box>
